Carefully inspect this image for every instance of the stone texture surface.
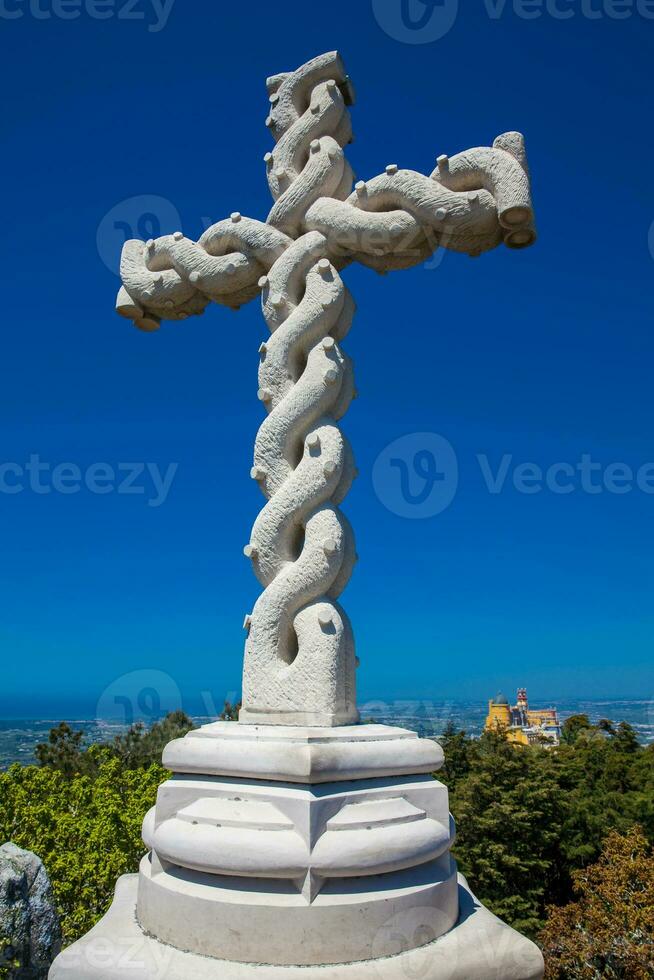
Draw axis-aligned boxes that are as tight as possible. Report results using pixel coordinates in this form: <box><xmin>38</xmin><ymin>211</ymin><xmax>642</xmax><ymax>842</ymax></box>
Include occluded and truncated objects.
<box><xmin>49</xmin><ymin>873</ymin><xmax>544</xmax><ymax>980</ymax></box>
<box><xmin>0</xmin><ymin>843</ymin><xmax>61</xmax><ymax>979</ymax></box>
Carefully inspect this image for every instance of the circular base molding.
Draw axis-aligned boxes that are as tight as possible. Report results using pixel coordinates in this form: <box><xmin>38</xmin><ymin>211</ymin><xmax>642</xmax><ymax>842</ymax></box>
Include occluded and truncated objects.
<box><xmin>163</xmin><ymin>721</ymin><xmax>444</xmax><ymax>784</ymax></box>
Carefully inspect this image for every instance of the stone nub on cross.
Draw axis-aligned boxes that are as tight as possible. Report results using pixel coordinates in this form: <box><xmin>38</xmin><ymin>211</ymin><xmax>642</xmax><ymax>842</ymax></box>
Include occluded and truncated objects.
<box><xmin>50</xmin><ymin>51</ymin><xmax>543</xmax><ymax>980</ymax></box>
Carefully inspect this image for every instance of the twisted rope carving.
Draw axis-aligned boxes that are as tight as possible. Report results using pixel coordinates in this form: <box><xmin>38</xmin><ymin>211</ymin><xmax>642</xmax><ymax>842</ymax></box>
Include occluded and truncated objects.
<box><xmin>116</xmin><ymin>52</ymin><xmax>534</xmax><ymax>331</ymax></box>
<box><xmin>304</xmin><ymin>133</ymin><xmax>535</xmax><ymax>272</ymax></box>
<box><xmin>263</xmin><ymin>51</ymin><xmax>354</xmax><ymax>237</ymax></box>
<box><xmin>116</xmin><ymin>217</ymin><xmax>292</xmax><ymax>332</ymax></box>
<box><xmin>115</xmin><ymin>52</ymin><xmax>354</xmax><ymax>333</ymax></box>
<box><xmin>114</xmin><ymin>50</ymin><xmax>536</xmax><ymax>726</ymax></box>
<box><xmin>240</xmin><ymin>233</ymin><xmax>358</xmax><ymax>725</ymax></box>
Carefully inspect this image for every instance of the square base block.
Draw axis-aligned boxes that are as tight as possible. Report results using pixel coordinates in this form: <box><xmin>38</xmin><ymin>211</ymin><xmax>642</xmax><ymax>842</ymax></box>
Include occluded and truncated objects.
<box><xmin>49</xmin><ymin>873</ymin><xmax>544</xmax><ymax>980</ymax></box>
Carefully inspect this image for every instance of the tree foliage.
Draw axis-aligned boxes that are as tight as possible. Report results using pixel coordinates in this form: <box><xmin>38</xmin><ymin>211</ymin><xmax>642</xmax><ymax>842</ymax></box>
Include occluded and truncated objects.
<box><xmin>442</xmin><ymin>728</ymin><xmax>563</xmax><ymax>936</ymax></box>
<box><xmin>540</xmin><ymin>825</ymin><xmax>654</xmax><ymax>978</ymax></box>
<box><xmin>0</xmin><ymin>712</ymin><xmax>201</xmax><ymax>946</ymax></box>
<box><xmin>0</xmin><ymin>754</ymin><xmax>163</xmax><ymax>945</ymax></box>
<box><xmin>109</xmin><ymin>711</ymin><xmax>194</xmax><ymax>769</ymax></box>
<box><xmin>219</xmin><ymin>701</ymin><xmax>241</xmax><ymax>722</ymax></box>
<box><xmin>34</xmin><ymin>711</ymin><xmax>194</xmax><ymax>777</ymax></box>
<box><xmin>440</xmin><ymin>718</ymin><xmax>654</xmax><ymax>938</ymax></box>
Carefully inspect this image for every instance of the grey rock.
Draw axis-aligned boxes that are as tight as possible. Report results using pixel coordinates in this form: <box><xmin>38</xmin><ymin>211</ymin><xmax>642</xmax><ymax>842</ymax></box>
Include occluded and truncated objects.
<box><xmin>0</xmin><ymin>843</ymin><xmax>61</xmax><ymax>979</ymax></box>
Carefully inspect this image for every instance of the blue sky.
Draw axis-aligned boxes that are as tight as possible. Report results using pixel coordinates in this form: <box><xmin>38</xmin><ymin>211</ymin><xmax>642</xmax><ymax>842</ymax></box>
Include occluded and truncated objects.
<box><xmin>2</xmin><ymin>0</ymin><xmax>654</xmax><ymax>719</ymax></box>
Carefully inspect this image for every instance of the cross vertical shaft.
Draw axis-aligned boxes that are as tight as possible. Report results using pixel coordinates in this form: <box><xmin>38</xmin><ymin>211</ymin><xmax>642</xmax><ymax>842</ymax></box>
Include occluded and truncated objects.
<box><xmin>240</xmin><ymin>236</ymin><xmax>358</xmax><ymax>725</ymax></box>
<box><xmin>241</xmin><ymin>54</ymin><xmax>359</xmax><ymax>725</ymax></box>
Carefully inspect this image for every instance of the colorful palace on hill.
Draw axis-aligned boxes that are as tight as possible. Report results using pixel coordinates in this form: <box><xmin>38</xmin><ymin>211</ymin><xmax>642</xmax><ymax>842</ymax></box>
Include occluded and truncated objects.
<box><xmin>485</xmin><ymin>688</ymin><xmax>562</xmax><ymax>745</ymax></box>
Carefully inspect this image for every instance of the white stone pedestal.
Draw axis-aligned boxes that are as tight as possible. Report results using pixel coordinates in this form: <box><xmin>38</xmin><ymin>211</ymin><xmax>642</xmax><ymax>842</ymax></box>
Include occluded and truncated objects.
<box><xmin>49</xmin><ymin>723</ymin><xmax>544</xmax><ymax>979</ymax></box>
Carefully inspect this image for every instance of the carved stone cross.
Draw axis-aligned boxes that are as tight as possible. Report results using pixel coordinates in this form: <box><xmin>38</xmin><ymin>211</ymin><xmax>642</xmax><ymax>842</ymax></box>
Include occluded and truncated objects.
<box><xmin>50</xmin><ymin>50</ymin><xmax>544</xmax><ymax>980</ymax></box>
<box><xmin>116</xmin><ymin>50</ymin><xmax>535</xmax><ymax>729</ymax></box>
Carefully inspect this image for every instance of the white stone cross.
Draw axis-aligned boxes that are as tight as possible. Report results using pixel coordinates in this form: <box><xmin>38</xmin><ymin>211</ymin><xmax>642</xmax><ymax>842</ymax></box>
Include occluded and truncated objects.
<box><xmin>116</xmin><ymin>51</ymin><xmax>536</xmax><ymax>729</ymax></box>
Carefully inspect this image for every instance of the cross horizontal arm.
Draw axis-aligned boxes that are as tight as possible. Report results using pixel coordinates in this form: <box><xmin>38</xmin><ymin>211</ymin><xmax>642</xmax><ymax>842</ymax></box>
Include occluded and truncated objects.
<box><xmin>117</xmin><ymin>218</ymin><xmax>292</xmax><ymax>331</ymax></box>
<box><xmin>115</xmin><ymin>51</ymin><xmax>535</xmax><ymax>333</ymax></box>
<box><xmin>304</xmin><ymin>136</ymin><xmax>535</xmax><ymax>272</ymax></box>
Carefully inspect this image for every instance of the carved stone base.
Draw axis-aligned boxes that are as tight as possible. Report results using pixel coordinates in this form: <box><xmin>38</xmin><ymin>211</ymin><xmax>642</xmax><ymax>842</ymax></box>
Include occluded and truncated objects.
<box><xmin>137</xmin><ymin>773</ymin><xmax>458</xmax><ymax>964</ymax></box>
<box><xmin>49</xmin><ymin>724</ymin><xmax>544</xmax><ymax>978</ymax></box>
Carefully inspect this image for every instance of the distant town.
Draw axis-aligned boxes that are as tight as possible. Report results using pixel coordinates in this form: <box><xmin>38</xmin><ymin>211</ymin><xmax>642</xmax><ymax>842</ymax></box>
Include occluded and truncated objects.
<box><xmin>486</xmin><ymin>688</ymin><xmax>562</xmax><ymax>745</ymax></box>
<box><xmin>2</xmin><ymin>694</ymin><xmax>653</xmax><ymax>769</ymax></box>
